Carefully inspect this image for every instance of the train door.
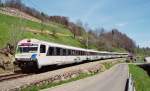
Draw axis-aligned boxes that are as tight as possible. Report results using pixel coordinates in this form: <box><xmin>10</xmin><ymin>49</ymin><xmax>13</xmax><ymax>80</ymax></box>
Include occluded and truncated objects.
<box><xmin>36</xmin><ymin>44</ymin><xmax>47</xmax><ymax>68</ymax></box>
<box><xmin>40</xmin><ymin>44</ymin><xmax>46</xmax><ymax>56</ymax></box>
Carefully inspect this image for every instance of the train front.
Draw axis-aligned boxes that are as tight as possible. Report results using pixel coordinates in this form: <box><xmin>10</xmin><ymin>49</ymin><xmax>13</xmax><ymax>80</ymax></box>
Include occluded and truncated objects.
<box><xmin>15</xmin><ymin>39</ymin><xmax>39</xmax><ymax>69</ymax></box>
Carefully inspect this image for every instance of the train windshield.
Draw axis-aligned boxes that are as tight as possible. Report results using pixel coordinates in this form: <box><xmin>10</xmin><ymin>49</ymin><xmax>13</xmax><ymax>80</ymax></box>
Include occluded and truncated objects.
<box><xmin>17</xmin><ymin>46</ymin><xmax>38</xmax><ymax>53</ymax></box>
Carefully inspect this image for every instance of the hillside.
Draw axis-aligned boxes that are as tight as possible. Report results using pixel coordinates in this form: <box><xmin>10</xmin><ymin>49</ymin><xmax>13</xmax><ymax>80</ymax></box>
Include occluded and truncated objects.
<box><xmin>0</xmin><ymin>12</ymin><xmax>85</xmax><ymax>49</ymax></box>
<box><xmin>0</xmin><ymin>7</ymin><xmax>41</xmax><ymax>23</ymax></box>
<box><xmin>0</xmin><ymin>6</ymin><xmax>136</xmax><ymax>53</ymax></box>
<box><xmin>0</xmin><ymin>0</ymin><xmax>137</xmax><ymax>53</ymax></box>
<box><xmin>0</xmin><ymin>1</ymin><xmax>137</xmax><ymax>72</ymax></box>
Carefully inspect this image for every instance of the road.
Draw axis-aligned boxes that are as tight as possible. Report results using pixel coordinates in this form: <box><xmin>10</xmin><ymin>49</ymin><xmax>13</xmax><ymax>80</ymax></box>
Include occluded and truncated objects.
<box><xmin>42</xmin><ymin>63</ymin><xmax>128</xmax><ymax>91</ymax></box>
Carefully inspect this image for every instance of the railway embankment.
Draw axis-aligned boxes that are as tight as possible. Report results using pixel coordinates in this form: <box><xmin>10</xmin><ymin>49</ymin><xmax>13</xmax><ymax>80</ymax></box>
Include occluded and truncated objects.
<box><xmin>0</xmin><ymin>58</ymin><xmax>125</xmax><ymax>91</ymax></box>
<box><xmin>0</xmin><ymin>52</ymin><xmax>14</xmax><ymax>72</ymax></box>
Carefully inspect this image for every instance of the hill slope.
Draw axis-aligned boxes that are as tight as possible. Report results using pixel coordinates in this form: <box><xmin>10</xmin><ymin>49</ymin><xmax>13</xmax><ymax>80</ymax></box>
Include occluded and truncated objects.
<box><xmin>0</xmin><ymin>13</ymin><xmax>85</xmax><ymax>48</ymax></box>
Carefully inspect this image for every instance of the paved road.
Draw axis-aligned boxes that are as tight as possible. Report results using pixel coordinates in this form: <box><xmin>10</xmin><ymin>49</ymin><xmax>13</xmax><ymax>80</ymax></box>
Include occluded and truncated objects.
<box><xmin>42</xmin><ymin>64</ymin><xmax>128</xmax><ymax>91</ymax></box>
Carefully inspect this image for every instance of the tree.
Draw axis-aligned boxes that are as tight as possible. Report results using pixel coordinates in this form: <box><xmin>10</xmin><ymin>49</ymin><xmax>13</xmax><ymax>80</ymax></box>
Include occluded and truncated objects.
<box><xmin>5</xmin><ymin>0</ymin><xmax>23</xmax><ymax>9</ymax></box>
<box><xmin>0</xmin><ymin>0</ymin><xmax>1</xmax><ymax>6</ymax></box>
<box><xmin>49</xmin><ymin>16</ymin><xmax>69</xmax><ymax>26</ymax></box>
<box><xmin>8</xmin><ymin>22</ymin><xmax>25</xmax><ymax>53</ymax></box>
<box><xmin>40</xmin><ymin>22</ymin><xmax>45</xmax><ymax>34</ymax></box>
<box><xmin>52</xmin><ymin>29</ymin><xmax>56</xmax><ymax>37</ymax></box>
<box><xmin>76</xmin><ymin>20</ymin><xmax>83</xmax><ymax>28</ymax></box>
<box><xmin>0</xmin><ymin>0</ymin><xmax>3</xmax><ymax>7</ymax></box>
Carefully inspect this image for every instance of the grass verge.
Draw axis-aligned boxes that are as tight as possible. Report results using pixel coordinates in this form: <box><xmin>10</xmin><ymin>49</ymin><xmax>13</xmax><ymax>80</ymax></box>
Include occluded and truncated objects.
<box><xmin>129</xmin><ymin>64</ymin><xmax>150</xmax><ymax>91</ymax></box>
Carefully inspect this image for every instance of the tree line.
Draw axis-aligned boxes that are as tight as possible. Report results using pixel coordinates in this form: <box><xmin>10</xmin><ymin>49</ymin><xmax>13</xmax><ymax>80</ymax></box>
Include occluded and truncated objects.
<box><xmin>87</xmin><ymin>28</ymin><xmax>136</xmax><ymax>52</ymax></box>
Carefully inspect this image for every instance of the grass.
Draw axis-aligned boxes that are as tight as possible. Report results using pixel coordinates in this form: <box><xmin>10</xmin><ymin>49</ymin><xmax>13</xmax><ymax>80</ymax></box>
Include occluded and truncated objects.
<box><xmin>0</xmin><ymin>13</ymin><xmax>72</xmax><ymax>35</ymax></box>
<box><xmin>136</xmin><ymin>55</ymin><xmax>145</xmax><ymax>63</ymax></box>
<box><xmin>129</xmin><ymin>64</ymin><xmax>150</xmax><ymax>91</ymax></box>
<box><xmin>102</xmin><ymin>62</ymin><xmax>113</xmax><ymax>69</ymax></box>
<box><xmin>111</xmin><ymin>47</ymin><xmax>127</xmax><ymax>52</ymax></box>
<box><xmin>0</xmin><ymin>13</ymin><xmax>83</xmax><ymax>48</ymax></box>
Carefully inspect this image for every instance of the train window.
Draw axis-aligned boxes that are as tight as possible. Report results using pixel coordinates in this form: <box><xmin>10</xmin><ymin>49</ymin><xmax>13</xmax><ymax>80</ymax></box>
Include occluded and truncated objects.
<box><xmin>78</xmin><ymin>51</ymin><xmax>80</xmax><ymax>55</ymax></box>
<box><xmin>68</xmin><ymin>50</ymin><xmax>71</xmax><ymax>55</ymax></box>
<box><xmin>82</xmin><ymin>51</ymin><xmax>84</xmax><ymax>55</ymax></box>
<box><xmin>80</xmin><ymin>51</ymin><xmax>82</xmax><ymax>55</ymax></box>
<box><xmin>63</xmin><ymin>49</ymin><xmax>66</xmax><ymax>55</ymax></box>
<box><xmin>71</xmin><ymin>50</ymin><xmax>73</xmax><ymax>55</ymax></box>
<box><xmin>90</xmin><ymin>52</ymin><xmax>92</xmax><ymax>55</ymax></box>
<box><xmin>65</xmin><ymin>49</ymin><xmax>68</xmax><ymax>55</ymax></box>
<box><xmin>56</xmin><ymin>47</ymin><xmax>61</xmax><ymax>55</ymax></box>
<box><xmin>47</xmin><ymin>47</ymin><xmax>55</xmax><ymax>56</ymax></box>
<box><xmin>77</xmin><ymin>51</ymin><xmax>80</xmax><ymax>55</ymax></box>
<box><xmin>60</xmin><ymin>48</ymin><xmax>63</xmax><ymax>56</ymax></box>
<box><xmin>86</xmin><ymin>52</ymin><xmax>88</xmax><ymax>55</ymax></box>
<box><xmin>40</xmin><ymin>45</ymin><xmax>46</xmax><ymax>53</ymax></box>
<box><xmin>82</xmin><ymin>51</ymin><xmax>85</xmax><ymax>55</ymax></box>
<box><xmin>72</xmin><ymin>50</ymin><xmax>75</xmax><ymax>55</ymax></box>
<box><xmin>79</xmin><ymin>51</ymin><xmax>82</xmax><ymax>55</ymax></box>
<box><xmin>93</xmin><ymin>52</ymin><xmax>95</xmax><ymax>55</ymax></box>
<box><xmin>83</xmin><ymin>51</ymin><xmax>85</xmax><ymax>55</ymax></box>
<box><xmin>76</xmin><ymin>50</ymin><xmax>78</xmax><ymax>55</ymax></box>
<box><xmin>97</xmin><ymin>53</ymin><xmax>99</xmax><ymax>55</ymax></box>
<box><xmin>75</xmin><ymin>50</ymin><xmax>77</xmax><ymax>55</ymax></box>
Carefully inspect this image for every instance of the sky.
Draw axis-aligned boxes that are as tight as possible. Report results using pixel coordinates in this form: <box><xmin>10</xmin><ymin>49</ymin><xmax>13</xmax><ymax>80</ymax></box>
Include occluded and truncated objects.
<box><xmin>22</xmin><ymin>0</ymin><xmax>150</xmax><ymax>47</ymax></box>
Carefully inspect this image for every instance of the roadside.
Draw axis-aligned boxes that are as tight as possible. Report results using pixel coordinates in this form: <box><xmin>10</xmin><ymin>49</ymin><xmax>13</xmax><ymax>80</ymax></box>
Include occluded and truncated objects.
<box><xmin>21</xmin><ymin>58</ymin><xmax>125</xmax><ymax>91</ymax></box>
<box><xmin>129</xmin><ymin>64</ymin><xmax>150</xmax><ymax>91</ymax></box>
<box><xmin>41</xmin><ymin>63</ymin><xmax>128</xmax><ymax>91</ymax></box>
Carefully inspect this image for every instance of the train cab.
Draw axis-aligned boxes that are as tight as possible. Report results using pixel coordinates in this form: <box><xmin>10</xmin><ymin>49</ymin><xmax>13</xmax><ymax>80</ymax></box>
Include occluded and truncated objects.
<box><xmin>15</xmin><ymin>39</ymin><xmax>41</xmax><ymax>68</ymax></box>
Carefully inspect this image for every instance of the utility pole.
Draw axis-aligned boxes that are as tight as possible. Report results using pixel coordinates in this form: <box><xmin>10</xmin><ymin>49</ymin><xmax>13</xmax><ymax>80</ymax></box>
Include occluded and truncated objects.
<box><xmin>40</xmin><ymin>12</ymin><xmax>47</xmax><ymax>34</ymax></box>
<box><xmin>84</xmin><ymin>23</ymin><xmax>89</xmax><ymax>49</ymax></box>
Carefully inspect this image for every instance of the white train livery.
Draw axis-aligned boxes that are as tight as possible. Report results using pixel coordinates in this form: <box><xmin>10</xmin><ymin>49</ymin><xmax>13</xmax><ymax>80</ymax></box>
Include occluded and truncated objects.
<box><xmin>15</xmin><ymin>39</ymin><xmax>128</xmax><ymax>69</ymax></box>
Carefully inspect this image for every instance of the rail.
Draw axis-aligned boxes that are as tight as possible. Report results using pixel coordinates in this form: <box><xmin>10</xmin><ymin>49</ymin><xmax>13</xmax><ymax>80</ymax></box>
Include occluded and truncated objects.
<box><xmin>0</xmin><ymin>73</ymin><xmax>33</xmax><ymax>82</ymax></box>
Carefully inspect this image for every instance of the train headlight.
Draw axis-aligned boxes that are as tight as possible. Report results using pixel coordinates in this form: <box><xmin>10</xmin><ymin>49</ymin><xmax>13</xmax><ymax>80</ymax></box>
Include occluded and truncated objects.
<box><xmin>31</xmin><ymin>54</ymin><xmax>37</xmax><ymax>61</ymax></box>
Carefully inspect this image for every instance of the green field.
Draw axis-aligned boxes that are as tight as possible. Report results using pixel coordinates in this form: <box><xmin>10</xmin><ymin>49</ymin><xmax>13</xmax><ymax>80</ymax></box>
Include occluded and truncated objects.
<box><xmin>129</xmin><ymin>64</ymin><xmax>150</xmax><ymax>91</ymax></box>
<box><xmin>0</xmin><ymin>13</ymin><xmax>84</xmax><ymax>48</ymax></box>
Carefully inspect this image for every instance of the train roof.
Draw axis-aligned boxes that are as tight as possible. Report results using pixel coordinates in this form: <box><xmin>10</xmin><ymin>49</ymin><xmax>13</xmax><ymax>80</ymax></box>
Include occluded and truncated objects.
<box><xmin>18</xmin><ymin>39</ymin><xmax>87</xmax><ymax>51</ymax></box>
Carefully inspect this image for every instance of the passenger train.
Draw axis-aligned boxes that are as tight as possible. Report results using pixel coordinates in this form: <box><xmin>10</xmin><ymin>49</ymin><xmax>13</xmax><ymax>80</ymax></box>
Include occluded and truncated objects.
<box><xmin>15</xmin><ymin>39</ymin><xmax>128</xmax><ymax>69</ymax></box>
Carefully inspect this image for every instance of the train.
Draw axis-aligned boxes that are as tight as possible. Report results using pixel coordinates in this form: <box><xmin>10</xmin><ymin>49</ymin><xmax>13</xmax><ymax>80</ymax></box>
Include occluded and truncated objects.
<box><xmin>14</xmin><ymin>39</ymin><xmax>128</xmax><ymax>69</ymax></box>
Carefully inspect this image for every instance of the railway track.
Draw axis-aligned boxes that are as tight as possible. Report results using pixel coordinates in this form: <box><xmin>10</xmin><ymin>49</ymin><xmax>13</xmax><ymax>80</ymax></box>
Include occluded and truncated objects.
<box><xmin>0</xmin><ymin>73</ymin><xmax>33</xmax><ymax>82</ymax></box>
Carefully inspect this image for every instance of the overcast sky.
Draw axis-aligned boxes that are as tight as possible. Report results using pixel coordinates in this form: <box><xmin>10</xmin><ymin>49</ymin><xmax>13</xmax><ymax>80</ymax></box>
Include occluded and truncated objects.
<box><xmin>22</xmin><ymin>0</ymin><xmax>150</xmax><ymax>48</ymax></box>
